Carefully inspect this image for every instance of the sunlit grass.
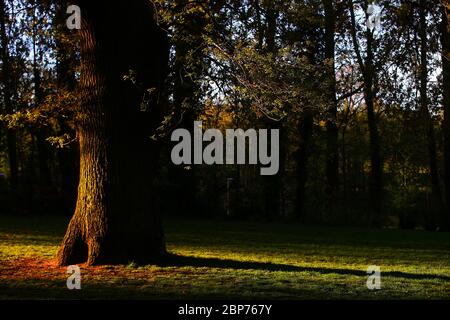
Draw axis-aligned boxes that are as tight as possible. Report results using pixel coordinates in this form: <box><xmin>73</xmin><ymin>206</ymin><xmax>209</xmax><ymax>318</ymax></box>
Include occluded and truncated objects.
<box><xmin>0</xmin><ymin>215</ymin><xmax>449</xmax><ymax>299</ymax></box>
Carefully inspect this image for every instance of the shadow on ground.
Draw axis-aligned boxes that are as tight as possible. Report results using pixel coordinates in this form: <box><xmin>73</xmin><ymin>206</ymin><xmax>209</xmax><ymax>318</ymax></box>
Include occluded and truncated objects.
<box><xmin>157</xmin><ymin>254</ymin><xmax>450</xmax><ymax>282</ymax></box>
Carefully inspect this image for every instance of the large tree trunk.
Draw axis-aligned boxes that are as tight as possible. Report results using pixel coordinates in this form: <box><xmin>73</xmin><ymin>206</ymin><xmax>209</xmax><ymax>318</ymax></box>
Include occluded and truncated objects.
<box><xmin>57</xmin><ymin>1</ymin><xmax>168</xmax><ymax>266</ymax></box>
<box><xmin>442</xmin><ymin>0</ymin><xmax>450</xmax><ymax>230</ymax></box>
<box><xmin>323</xmin><ymin>0</ymin><xmax>339</xmax><ymax>218</ymax></box>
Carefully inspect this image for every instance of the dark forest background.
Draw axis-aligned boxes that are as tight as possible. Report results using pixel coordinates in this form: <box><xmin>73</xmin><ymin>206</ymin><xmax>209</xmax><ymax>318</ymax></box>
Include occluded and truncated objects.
<box><xmin>1</xmin><ymin>0</ymin><xmax>450</xmax><ymax>231</ymax></box>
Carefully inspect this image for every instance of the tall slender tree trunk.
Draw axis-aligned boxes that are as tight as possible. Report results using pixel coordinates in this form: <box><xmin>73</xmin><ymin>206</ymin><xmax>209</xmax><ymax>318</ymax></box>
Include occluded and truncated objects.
<box><xmin>419</xmin><ymin>0</ymin><xmax>443</xmax><ymax>229</ymax></box>
<box><xmin>294</xmin><ymin>7</ymin><xmax>321</xmax><ymax>223</ymax></box>
<box><xmin>264</xmin><ymin>0</ymin><xmax>277</xmax><ymax>53</ymax></box>
<box><xmin>253</xmin><ymin>0</ymin><xmax>264</xmax><ymax>50</ymax></box>
<box><xmin>262</xmin><ymin>0</ymin><xmax>282</xmax><ymax>220</ymax></box>
<box><xmin>169</xmin><ymin>0</ymin><xmax>207</xmax><ymax>217</ymax></box>
<box><xmin>349</xmin><ymin>1</ymin><xmax>383</xmax><ymax>227</ymax></box>
<box><xmin>32</xmin><ymin>26</ymin><xmax>52</xmax><ymax>186</ymax></box>
<box><xmin>323</xmin><ymin>0</ymin><xmax>339</xmax><ymax>218</ymax></box>
<box><xmin>364</xmin><ymin>67</ymin><xmax>382</xmax><ymax>227</ymax></box>
<box><xmin>441</xmin><ymin>0</ymin><xmax>450</xmax><ymax>230</ymax></box>
<box><xmin>0</xmin><ymin>0</ymin><xmax>18</xmax><ymax>193</ymax></box>
<box><xmin>57</xmin><ymin>1</ymin><xmax>168</xmax><ymax>266</ymax></box>
<box><xmin>296</xmin><ymin>111</ymin><xmax>313</xmax><ymax>222</ymax></box>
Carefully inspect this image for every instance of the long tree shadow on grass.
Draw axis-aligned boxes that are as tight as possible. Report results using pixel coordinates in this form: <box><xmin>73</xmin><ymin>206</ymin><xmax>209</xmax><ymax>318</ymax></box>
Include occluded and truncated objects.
<box><xmin>156</xmin><ymin>254</ymin><xmax>450</xmax><ymax>282</ymax></box>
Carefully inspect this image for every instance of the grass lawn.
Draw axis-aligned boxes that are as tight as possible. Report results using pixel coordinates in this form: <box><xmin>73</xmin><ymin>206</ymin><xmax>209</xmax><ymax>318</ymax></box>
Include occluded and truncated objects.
<box><xmin>0</xmin><ymin>215</ymin><xmax>449</xmax><ymax>299</ymax></box>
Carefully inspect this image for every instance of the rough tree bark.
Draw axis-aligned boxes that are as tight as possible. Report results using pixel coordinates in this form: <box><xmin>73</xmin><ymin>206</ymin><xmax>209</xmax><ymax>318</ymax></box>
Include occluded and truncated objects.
<box><xmin>56</xmin><ymin>1</ymin><xmax>168</xmax><ymax>266</ymax></box>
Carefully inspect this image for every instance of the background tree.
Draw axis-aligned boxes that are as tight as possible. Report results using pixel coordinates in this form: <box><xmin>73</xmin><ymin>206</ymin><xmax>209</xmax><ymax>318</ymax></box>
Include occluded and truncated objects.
<box><xmin>348</xmin><ymin>0</ymin><xmax>383</xmax><ymax>227</ymax></box>
<box><xmin>0</xmin><ymin>0</ymin><xmax>18</xmax><ymax>195</ymax></box>
<box><xmin>323</xmin><ymin>0</ymin><xmax>339</xmax><ymax>218</ymax></box>
<box><xmin>442</xmin><ymin>0</ymin><xmax>450</xmax><ymax>230</ymax></box>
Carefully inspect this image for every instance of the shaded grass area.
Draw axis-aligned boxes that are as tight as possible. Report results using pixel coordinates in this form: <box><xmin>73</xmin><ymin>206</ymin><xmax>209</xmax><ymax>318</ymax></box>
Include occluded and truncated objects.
<box><xmin>0</xmin><ymin>215</ymin><xmax>449</xmax><ymax>299</ymax></box>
